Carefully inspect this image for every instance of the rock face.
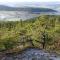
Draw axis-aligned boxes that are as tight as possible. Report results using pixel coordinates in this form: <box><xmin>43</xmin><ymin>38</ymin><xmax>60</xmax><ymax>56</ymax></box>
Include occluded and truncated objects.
<box><xmin>0</xmin><ymin>48</ymin><xmax>60</xmax><ymax>60</ymax></box>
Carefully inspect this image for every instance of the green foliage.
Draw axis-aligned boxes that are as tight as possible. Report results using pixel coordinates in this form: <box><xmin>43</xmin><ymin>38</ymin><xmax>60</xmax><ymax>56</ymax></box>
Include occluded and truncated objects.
<box><xmin>3</xmin><ymin>38</ymin><xmax>17</xmax><ymax>50</ymax></box>
<box><xmin>0</xmin><ymin>15</ymin><xmax>60</xmax><ymax>51</ymax></box>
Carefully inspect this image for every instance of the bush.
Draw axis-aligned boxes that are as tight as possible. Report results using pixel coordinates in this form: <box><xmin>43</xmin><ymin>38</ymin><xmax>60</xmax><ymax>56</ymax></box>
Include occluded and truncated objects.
<box><xmin>3</xmin><ymin>39</ymin><xmax>16</xmax><ymax>50</ymax></box>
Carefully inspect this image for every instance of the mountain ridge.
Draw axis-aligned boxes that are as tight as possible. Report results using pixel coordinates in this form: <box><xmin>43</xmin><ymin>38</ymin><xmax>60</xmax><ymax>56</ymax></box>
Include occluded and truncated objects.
<box><xmin>0</xmin><ymin>5</ymin><xmax>57</xmax><ymax>13</ymax></box>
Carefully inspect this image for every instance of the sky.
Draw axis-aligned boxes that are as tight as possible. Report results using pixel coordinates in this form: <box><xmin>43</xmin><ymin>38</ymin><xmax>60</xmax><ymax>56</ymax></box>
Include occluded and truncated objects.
<box><xmin>0</xmin><ymin>0</ymin><xmax>60</xmax><ymax>3</ymax></box>
<box><xmin>0</xmin><ymin>0</ymin><xmax>60</xmax><ymax>7</ymax></box>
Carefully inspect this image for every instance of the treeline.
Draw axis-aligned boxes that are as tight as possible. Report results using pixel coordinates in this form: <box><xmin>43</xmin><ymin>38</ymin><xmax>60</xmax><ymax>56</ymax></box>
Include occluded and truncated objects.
<box><xmin>0</xmin><ymin>15</ymin><xmax>60</xmax><ymax>53</ymax></box>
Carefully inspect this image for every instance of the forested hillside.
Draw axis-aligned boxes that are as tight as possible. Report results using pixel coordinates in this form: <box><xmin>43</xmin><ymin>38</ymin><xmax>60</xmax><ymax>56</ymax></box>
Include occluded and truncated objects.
<box><xmin>0</xmin><ymin>15</ymin><xmax>60</xmax><ymax>53</ymax></box>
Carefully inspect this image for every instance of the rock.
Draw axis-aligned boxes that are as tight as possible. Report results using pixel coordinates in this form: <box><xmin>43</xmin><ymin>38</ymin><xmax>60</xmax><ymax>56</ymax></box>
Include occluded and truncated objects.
<box><xmin>0</xmin><ymin>48</ymin><xmax>60</xmax><ymax>60</ymax></box>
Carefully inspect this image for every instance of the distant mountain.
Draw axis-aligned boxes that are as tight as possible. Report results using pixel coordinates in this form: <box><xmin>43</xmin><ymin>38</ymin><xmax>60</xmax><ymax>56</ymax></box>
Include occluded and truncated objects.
<box><xmin>0</xmin><ymin>5</ymin><xmax>17</xmax><ymax>11</ymax></box>
<box><xmin>0</xmin><ymin>5</ymin><xmax>57</xmax><ymax>13</ymax></box>
<box><xmin>26</xmin><ymin>7</ymin><xmax>57</xmax><ymax>13</ymax></box>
